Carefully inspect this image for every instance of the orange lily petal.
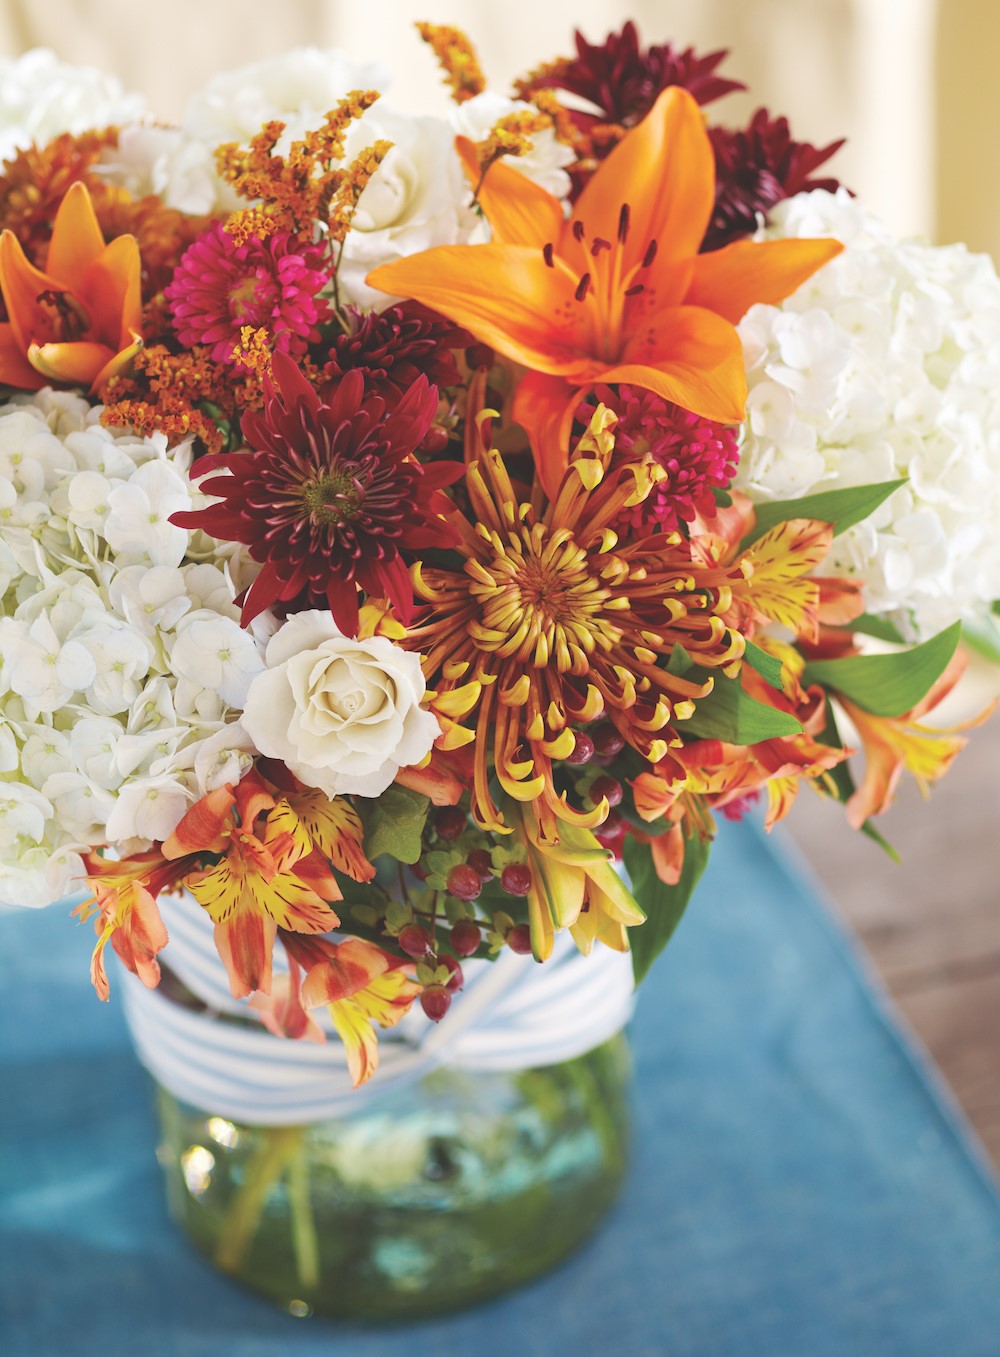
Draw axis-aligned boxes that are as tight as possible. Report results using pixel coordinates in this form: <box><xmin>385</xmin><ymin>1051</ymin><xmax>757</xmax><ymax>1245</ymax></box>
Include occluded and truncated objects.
<box><xmin>367</xmin><ymin>245</ymin><xmax>589</xmax><ymax>375</ymax></box>
<box><xmin>28</xmin><ymin>340</ymin><xmax>116</xmax><ymax>386</ymax></box>
<box><xmin>90</xmin><ymin>334</ymin><xmax>143</xmax><ymax>395</ymax></box>
<box><xmin>510</xmin><ymin>370</ymin><xmax>577</xmax><ymax>498</ymax></box>
<box><xmin>81</xmin><ymin>234</ymin><xmax>143</xmax><ymax>350</ymax></box>
<box><xmin>686</xmin><ymin>238</ymin><xmax>844</xmax><ymax>324</ymax></box>
<box><xmin>612</xmin><ymin>305</ymin><xmax>748</xmax><ymax>424</ymax></box>
<box><xmin>0</xmin><ymin>324</ymin><xmax>46</xmax><ymax>388</ymax></box>
<box><xmin>0</xmin><ymin>232</ymin><xmax>60</xmax><ymax>350</ymax></box>
<box><xmin>213</xmin><ymin>908</ymin><xmax>277</xmax><ymax>998</ymax></box>
<box><xmin>570</xmin><ymin>87</ymin><xmax>714</xmax><ymax>274</ymax></box>
<box><xmin>45</xmin><ymin>180</ymin><xmax>107</xmax><ymax>294</ymax></box>
<box><xmin>456</xmin><ymin>135</ymin><xmax>566</xmax><ymax>248</ymax></box>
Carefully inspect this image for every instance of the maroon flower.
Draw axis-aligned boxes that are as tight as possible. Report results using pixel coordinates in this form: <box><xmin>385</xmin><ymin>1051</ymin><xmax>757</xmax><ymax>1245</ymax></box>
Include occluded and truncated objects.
<box><xmin>324</xmin><ymin>302</ymin><xmax>472</xmax><ymax>401</ymax></box>
<box><xmin>171</xmin><ymin>353</ymin><xmax>461</xmax><ymax>635</ymax></box>
<box><xmin>705</xmin><ymin>110</ymin><xmax>846</xmax><ymax>251</ymax></box>
<box><xmin>585</xmin><ymin>385</ymin><xmax>738</xmax><ymax>535</ymax></box>
<box><xmin>165</xmin><ymin>223</ymin><xmax>332</xmax><ymax>363</ymax></box>
<box><xmin>517</xmin><ymin>21</ymin><xmax>744</xmax><ymax>137</ymax></box>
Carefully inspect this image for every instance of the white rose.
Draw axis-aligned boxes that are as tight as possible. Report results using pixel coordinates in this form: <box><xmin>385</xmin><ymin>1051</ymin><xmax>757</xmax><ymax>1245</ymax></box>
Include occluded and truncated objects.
<box><xmin>241</xmin><ymin>610</ymin><xmax>439</xmax><ymax>798</ymax></box>
<box><xmin>449</xmin><ymin>92</ymin><xmax>574</xmax><ymax>201</ymax></box>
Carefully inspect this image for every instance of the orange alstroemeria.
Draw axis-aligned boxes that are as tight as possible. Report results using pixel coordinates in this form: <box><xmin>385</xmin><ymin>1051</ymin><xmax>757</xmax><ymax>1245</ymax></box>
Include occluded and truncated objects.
<box><xmin>0</xmin><ymin>180</ymin><xmax>142</xmax><ymax>392</ymax></box>
<box><xmin>292</xmin><ymin>935</ymin><xmax>422</xmax><ymax>1086</ymax></box>
<box><xmin>163</xmin><ymin>777</ymin><xmax>342</xmax><ymax>1000</ymax></box>
<box><xmin>367</xmin><ymin>87</ymin><xmax>841</xmax><ymax>496</ymax></box>
<box><xmin>839</xmin><ymin>655</ymin><xmax>996</xmax><ymax>829</ymax></box>
<box><xmin>76</xmin><ymin>850</ymin><xmax>186</xmax><ymax>1000</ymax></box>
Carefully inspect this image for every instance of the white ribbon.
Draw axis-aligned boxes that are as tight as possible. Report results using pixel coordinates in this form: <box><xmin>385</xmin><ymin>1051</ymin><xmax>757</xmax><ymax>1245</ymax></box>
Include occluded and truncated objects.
<box><xmin>122</xmin><ymin>892</ymin><xmax>635</xmax><ymax>1125</ymax></box>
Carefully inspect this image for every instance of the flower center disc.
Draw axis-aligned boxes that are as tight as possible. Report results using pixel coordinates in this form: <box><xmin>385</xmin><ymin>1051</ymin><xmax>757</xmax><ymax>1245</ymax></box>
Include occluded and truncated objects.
<box><xmin>301</xmin><ymin>471</ymin><xmax>363</xmax><ymax>525</ymax></box>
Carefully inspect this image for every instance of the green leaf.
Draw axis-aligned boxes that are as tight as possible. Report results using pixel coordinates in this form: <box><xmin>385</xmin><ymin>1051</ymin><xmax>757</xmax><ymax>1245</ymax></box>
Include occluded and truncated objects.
<box><xmin>743</xmin><ymin>640</ymin><xmax>785</xmax><ymax>691</ymax></box>
<box><xmin>849</xmin><ymin>613</ymin><xmax>907</xmax><ymax>644</ymax></box>
<box><xmin>683</xmin><ymin>673</ymin><xmax>803</xmax><ymax>743</ymax></box>
<box><xmin>962</xmin><ymin>614</ymin><xmax>1000</xmax><ymax>666</ymax></box>
<box><xmin>625</xmin><ymin>833</ymin><xmax>710</xmax><ymax>985</ymax></box>
<box><xmin>667</xmin><ymin>642</ymin><xmax>695</xmax><ymax>677</ymax></box>
<box><xmin>803</xmin><ymin>621</ymin><xmax>961</xmax><ymax>717</ymax></box>
<box><xmin>360</xmin><ymin>786</ymin><xmax>430</xmax><ymax>864</ymax></box>
<box><xmin>739</xmin><ymin>479</ymin><xmax>906</xmax><ymax>550</ymax></box>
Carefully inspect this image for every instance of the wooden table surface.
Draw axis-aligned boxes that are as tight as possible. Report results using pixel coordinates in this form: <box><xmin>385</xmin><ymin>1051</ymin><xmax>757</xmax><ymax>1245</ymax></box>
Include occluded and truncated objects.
<box><xmin>785</xmin><ymin>699</ymin><xmax>1000</xmax><ymax>1169</ymax></box>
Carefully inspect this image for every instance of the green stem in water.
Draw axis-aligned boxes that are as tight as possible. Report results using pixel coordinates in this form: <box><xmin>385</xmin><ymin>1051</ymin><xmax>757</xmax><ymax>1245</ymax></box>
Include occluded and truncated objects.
<box><xmin>287</xmin><ymin>1142</ymin><xmax>320</xmax><ymax>1290</ymax></box>
<box><xmin>214</xmin><ymin>1126</ymin><xmax>306</xmax><ymax>1275</ymax></box>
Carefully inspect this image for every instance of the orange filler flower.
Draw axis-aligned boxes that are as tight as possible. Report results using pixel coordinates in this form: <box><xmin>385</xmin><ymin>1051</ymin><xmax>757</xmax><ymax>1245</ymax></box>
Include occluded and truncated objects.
<box><xmin>0</xmin><ymin>179</ymin><xmax>142</xmax><ymax>392</ymax></box>
<box><xmin>367</xmin><ymin>87</ymin><xmax>842</xmax><ymax>496</ymax></box>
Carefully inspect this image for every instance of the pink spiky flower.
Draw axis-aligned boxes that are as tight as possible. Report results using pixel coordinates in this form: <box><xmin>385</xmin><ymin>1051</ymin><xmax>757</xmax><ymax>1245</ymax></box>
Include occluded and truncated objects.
<box><xmin>165</xmin><ymin>223</ymin><xmax>332</xmax><ymax>363</ymax></box>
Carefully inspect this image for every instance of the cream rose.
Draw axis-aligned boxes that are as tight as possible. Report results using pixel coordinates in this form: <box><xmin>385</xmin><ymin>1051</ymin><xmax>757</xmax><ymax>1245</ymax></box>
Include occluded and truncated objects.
<box><xmin>240</xmin><ymin>611</ymin><xmax>439</xmax><ymax>798</ymax></box>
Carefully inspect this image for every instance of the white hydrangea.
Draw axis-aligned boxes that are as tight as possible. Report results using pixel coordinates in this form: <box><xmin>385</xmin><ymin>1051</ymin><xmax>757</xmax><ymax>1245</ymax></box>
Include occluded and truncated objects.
<box><xmin>0</xmin><ymin>390</ymin><xmax>262</xmax><ymax>907</ymax></box>
<box><xmin>0</xmin><ymin>49</ymin><xmax>147</xmax><ymax>164</ymax></box>
<box><xmin>736</xmin><ymin>189</ymin><xmax>1000</xmax><ymax>639</ymax></box>
<box><xmin>95</xmin><ymin>124</ymin><xmax>221</xmax><ymax>216</ymax></box>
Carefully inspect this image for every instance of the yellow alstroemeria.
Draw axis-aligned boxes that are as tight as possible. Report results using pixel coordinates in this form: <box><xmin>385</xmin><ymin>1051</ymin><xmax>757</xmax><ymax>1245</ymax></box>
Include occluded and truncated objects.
<box><xmin>514</xmin><ymin>802</ymin><xmax>645</xmax><ymax>960</ymax></box>
<box><xmin>0</xmin><ymin>180</ymin><xmax>142</xmax><ymax>392</ymax></box>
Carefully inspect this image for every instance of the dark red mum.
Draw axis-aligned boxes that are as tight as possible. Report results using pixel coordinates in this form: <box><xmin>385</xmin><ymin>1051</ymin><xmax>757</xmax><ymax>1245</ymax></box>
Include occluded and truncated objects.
<box><xmin>516</xmin><ymin>21</ymin><xmax>744</xmax><ymax>138</ymax></box>
<box><xmin>324</xmin><ymin>302</ymin><xmax>471</xmax><ymax>401</ymax></box>
<box><xmin>171</xmin><ymin>352</ymin><xmax>460</xmax><ymax>635</ymax></box>
<box><xmin>705</xmin><ymin>109</ymin><xmax>846</xmax><ymax>251</ymax></box>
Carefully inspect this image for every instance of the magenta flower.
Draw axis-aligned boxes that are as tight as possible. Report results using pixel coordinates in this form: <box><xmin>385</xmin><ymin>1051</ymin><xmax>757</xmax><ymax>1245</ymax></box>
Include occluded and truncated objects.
<box><xmin>165</xmin><ymin>224</ymin><xmax>332</xmax><ymax>363</ymax></box>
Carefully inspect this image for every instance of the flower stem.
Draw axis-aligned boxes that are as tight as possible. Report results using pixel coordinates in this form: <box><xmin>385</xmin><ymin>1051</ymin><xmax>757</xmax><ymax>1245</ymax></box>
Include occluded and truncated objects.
<box><xmin>214</xmin><ymin>1125</ymin><xmax>306</xmax><ymax>1275</ymax></box>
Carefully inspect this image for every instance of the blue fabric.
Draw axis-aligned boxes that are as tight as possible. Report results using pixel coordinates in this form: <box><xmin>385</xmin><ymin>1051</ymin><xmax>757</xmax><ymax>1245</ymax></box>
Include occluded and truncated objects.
<box><xmin>2</xmin><ymin>818</ymin><xmax>999</xmax><ymax>1357</ymax></box>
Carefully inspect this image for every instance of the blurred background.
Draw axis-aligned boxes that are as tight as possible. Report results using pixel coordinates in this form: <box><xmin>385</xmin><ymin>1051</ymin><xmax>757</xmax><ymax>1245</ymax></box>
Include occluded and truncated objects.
<box><xmin>0</xmin><ymin>0</ymin><xmax>997</xmax><ymax>1160</ymax></box>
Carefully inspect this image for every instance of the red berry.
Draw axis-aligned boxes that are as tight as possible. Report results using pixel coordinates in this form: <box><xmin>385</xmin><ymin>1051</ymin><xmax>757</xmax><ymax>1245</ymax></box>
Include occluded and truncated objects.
<box><xmin>440</xmin><ymin>955</ymin><xmax>464</xmax><ymax>991</ymax></box>
<box><xmin>398</xmin><ymin>923</ymin><xmax>434</xmax><ymax>959</ymax></box>
<box><xmin>420</xmin><ymin>986</ymin><xmax>451</xmax><ymax>1022</ymax></box>
<box><xmin>447</xmin><ymin>863</ymin><xmax>482</xmax><ymax>901</ymax></box>
<box><xmin>500</xmin><ymin>863</ymin><xmax>532</xmax><ymax>896</ymax></box>
<box><xmin>506</xmin><ymin>924</ymin><xmax>533</xmax><ymax>954</ymax></box>
<box><xmin>595</xmin><ymin>809</ymin><xmax>627</xmax><ymax>851</ymax></box>
<box><xmin>592</xmin><ymin>723</ymin><xmax>625</xmax><ymax>758</ymax></box>
<box><xmin>434</xmin><ymin>806</ymin><xmax>467</xmax><ymax>842</ymax></box>
<box><xmin>450</xmin><ymin>920</ymin><xmax>482</xmax><ymax>957</ymax></box>
<box><xmin>565</xmin><ymin>731</ymin><xmax>595</xmax><ymax>765</ymax></box>
<box><xmin>589</xmin><ymin>774</ymin><xmax>623</xmax><ymax>808</ymax></box>
<box><xmin>466</xmin><ymin>849</ymin><xmax>493</xmax><ymax>881</ymax></box>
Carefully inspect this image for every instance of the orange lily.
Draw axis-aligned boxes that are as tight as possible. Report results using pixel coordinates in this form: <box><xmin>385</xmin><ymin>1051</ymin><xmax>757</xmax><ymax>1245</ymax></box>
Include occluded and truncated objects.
<box><xmin>367</xmin><ymin>87</ymin><xmax>841</xmax><ymax>496</ymax></box>
<box><xmin>76</xmin><ymin>849</ymin><xmax>185</xmax><ymax>1000</ymax></box>
<box><xmin>0</xmin><ymin>180</ymin><xmax>142</xmax><ymax>392</ymax></box>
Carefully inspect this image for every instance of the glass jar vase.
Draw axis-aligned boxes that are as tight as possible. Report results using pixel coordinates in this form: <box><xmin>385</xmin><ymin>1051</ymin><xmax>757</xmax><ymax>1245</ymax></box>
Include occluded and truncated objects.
<box><xmin>152</xmin><ymin>1033</ymin><xmax>631</xmax><ymax>1320</ymax></box>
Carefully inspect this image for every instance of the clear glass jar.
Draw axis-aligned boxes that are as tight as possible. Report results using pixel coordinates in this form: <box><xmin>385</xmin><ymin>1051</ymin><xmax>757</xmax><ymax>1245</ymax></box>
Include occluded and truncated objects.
<box><xmin>153</xmin><ymin>1033</ymin><xmax>632</xmax><ymax>1320</ymax></box>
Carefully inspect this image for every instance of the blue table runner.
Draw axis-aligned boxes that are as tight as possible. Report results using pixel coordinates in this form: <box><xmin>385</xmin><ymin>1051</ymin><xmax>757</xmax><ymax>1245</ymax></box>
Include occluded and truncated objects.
<box><xmin>2</xmin><ymin>818</ymin><xmax>999</xmax><ymax>1357</ymax></box>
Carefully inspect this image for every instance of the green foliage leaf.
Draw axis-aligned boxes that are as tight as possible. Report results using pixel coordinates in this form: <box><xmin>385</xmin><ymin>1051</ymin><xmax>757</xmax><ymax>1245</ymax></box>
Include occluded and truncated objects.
<box><xmin>962</xmin><ymin>614</ymin><xmax>1000</xmax><ymax>666</ymax></box>
<box><xmin>743</xmin><ymin>640</ymin><xmax>785</xmax><ymax>690</ymax></box>
<box><xmin>667</xmin><ymin>642</ymin><xmax>695</xmax><ymax>677</ymax></box>
<box><xmin>625</xmin><ymin>833</ymin><xmax>710</xmax><ymax>985</ymax></box>
<box><xmin>360</xmin><ymin>786</ymin><xmax>430</xmax><ymax>864</ymax></box>
<box><xmin>803</xmin><ymin>621</ymin><xmax>961</xmax><ymax>717</ymax></box>
<box><xmin>683</xmin><ymin>673</ymin><xmax>802</xmax><ymax>743</ymax></box>
<box><xmin>849</xmin><ymin>613</ymin><xmax>907</xmax><ymax>644</ymax></box>
<box><xmin>739</xmin><ymin>479</ymin><xmax>906</xmax><ymax>551</ymax></box>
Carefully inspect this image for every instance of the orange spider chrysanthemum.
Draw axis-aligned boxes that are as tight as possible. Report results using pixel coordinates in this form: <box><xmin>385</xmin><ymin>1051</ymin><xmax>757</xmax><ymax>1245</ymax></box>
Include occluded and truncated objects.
<box><xmin>405</xmin><ymin>407</ymin><xmax>744</xmax><ymax>841</ymax></box>
<box><xmin>368</xmin><ymin>86</ymin><xmax>842</xmax><ymax>497</ymax></box>
<box><xmin>0</xmin><ymin>180</ymin><xmax>142</xmax><ymax>392</ymax></box>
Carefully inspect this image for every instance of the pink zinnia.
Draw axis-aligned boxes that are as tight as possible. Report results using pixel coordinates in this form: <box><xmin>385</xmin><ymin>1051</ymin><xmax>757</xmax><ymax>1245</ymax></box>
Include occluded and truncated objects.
<box><xmin>165</xmin><ymin>224</ymin><xmax>332</xmax><ymax>363</ymax></box>
<box><xmin>587</xmin><ymin>385</ymin><xmax>739</xmax><ymax>535</ymax></box>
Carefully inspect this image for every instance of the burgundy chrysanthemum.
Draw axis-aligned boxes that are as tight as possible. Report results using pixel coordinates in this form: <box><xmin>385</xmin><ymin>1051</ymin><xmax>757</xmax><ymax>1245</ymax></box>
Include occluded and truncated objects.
<box><xmin>324</xmin><ymin>302</ymin><xmax>472</xmax><ymax>401</ymax></box>
<box><xmin>165</xmin><ymin>223</ymin><xmax>332</xmax><ymax>363</ymax></box>
<box><xmin>704</xmin><ymin>110</ymin><xmax>846</xmax><ymax>251</ymax></box>
<box><xmin>517</xmin><ymin>21</ymin><xmax>744</xmax><ymax>136</ymax></box>
<box><xmin>586</xmin><ymin>385</ymin><xmax>738</xmax><ymax>535</ymax></box>
<box><xmin>170</xmin><ymin>353</ymin><xmax>461</xmax><ymax>635</ymax></box>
